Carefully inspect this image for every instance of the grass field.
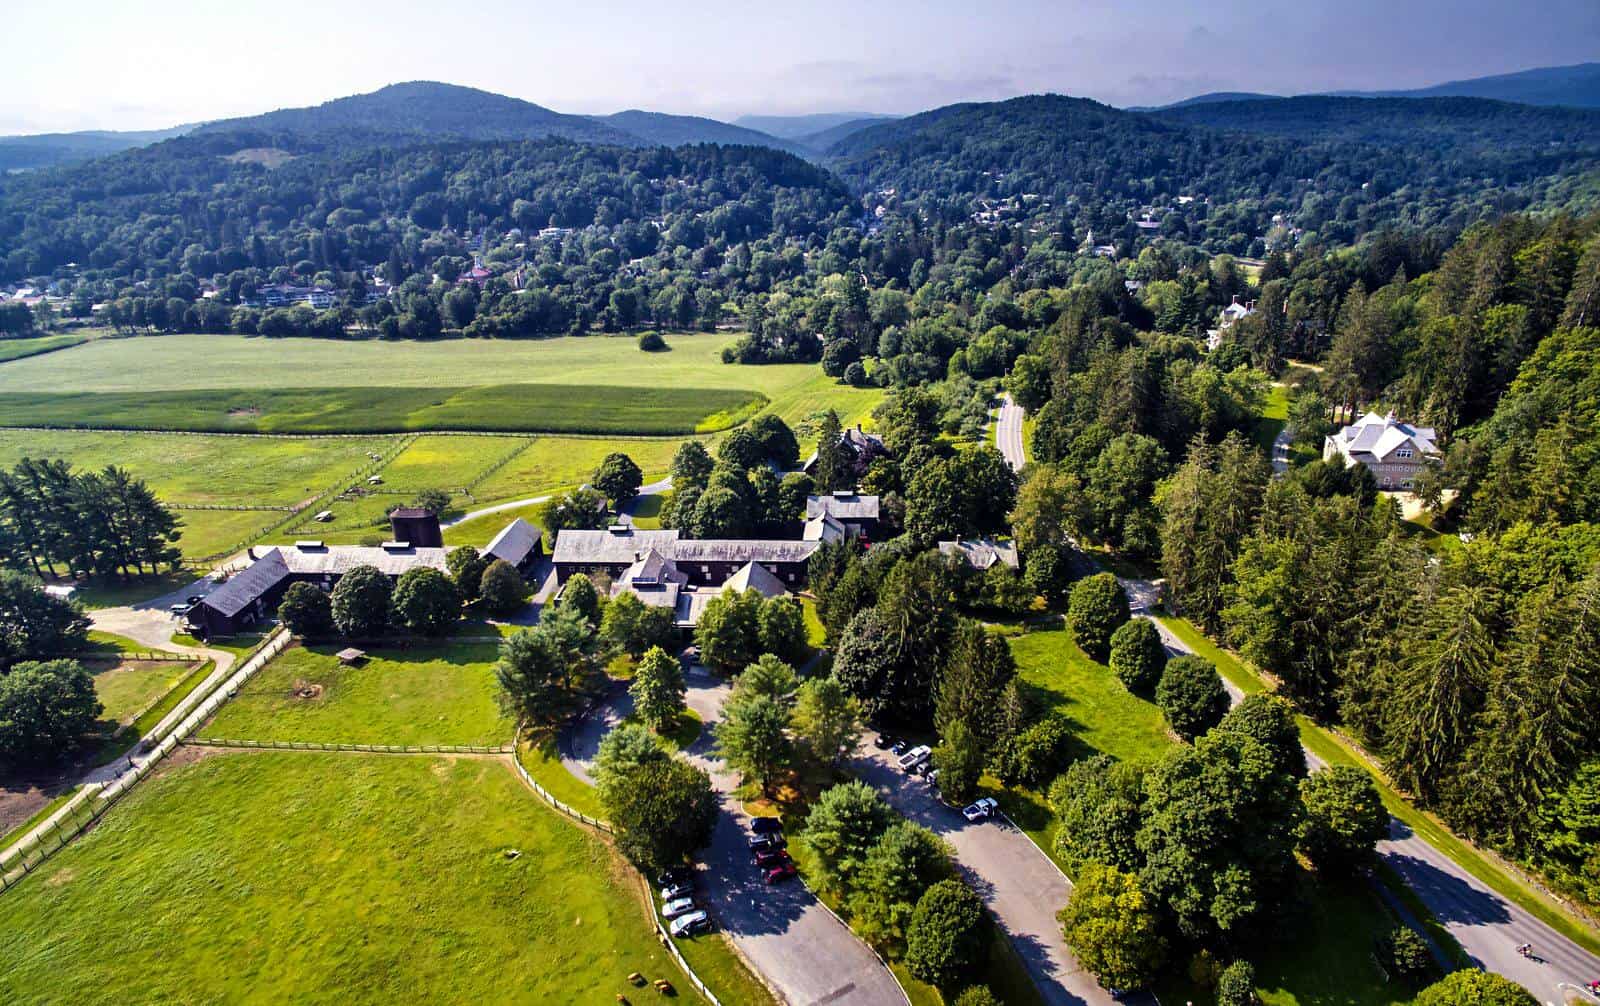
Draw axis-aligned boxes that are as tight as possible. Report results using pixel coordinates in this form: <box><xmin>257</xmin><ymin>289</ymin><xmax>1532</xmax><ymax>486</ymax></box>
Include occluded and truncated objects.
<box><xmin>0</xmin><ymin>334</ymin><xmax>90</xmax><ymax>363</ymax></box>
<box><xmin>0</xmin><ymin>383</ymin><xmax>764</xmax><ymax>435</ymax></box>
<box><xmin>90</xmin><ymin>659</ymin><xmax>198</xmax><ymax>724</ymax></box>
<box><xmin>471</xmin><ymin>436</ymin><xmax>686</xmax><ymax>502</ymax></box>
<box><xmin>0</xmin><ymin>429</ymin><xmax>389</xmax><ymax>506</ymax></box>
<box><xmin>377</xmin><ymin>435</ymin><xmax>533</xmax><ymax>490</ymax></box>
<box><xmin>0</xmin><ymin>751</ymin><xmax>708</xmax><ymax>1005</ymax></box>
<box><xmin>0</xmin><ymin>332</ymin><xmax>880</xmax><ymax>434</ymax></box>
<box><xmin>197</xmin><ymin>643</ymin><xmax>512</xmax><ymax>747</ymax></box>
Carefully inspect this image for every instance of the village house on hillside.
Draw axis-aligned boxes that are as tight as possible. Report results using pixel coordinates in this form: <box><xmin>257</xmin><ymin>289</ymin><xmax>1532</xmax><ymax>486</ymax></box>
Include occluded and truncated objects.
<box><xmin>802</xmin><ymin>425</ymin><xmax>889</xmax><ymax>479</ymax></box>
<box><xmin>1323</xmin><ymin>410</ymin><xmax>1439</xmax><ymax>490</ymax></box>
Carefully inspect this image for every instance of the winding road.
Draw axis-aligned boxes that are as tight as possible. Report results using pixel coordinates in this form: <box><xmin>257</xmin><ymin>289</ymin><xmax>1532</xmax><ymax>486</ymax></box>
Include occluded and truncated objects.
<box><xmin>995</xmin><ymin>393</ymin><xmax>1026</xmax><ymax>471</ymax></box>
<box><xmin>1122</xmin><ymin>579</ymin><xmax>1600</xmax><ymax>1001</ymax></box>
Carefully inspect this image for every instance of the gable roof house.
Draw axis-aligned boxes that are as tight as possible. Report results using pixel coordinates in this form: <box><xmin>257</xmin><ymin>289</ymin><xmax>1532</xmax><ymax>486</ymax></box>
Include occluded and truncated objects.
<box><xmin>553</xmin><ymin>526</ymin><xmax>820</xmax><ymax>592</ymax></box>
<box><xmin>1323</xmin><ymin>410</ymin><xmax>1439</xmax><ymax>491</ymax></box>
<box><xmin>806</xmin><ymin>492</ymin><xmax>882</xmax><ymax>540</ymax></box>
<box><xmin>484</xmin><ymin>517</ymin><xmax>543</xmax><ymax>571</ymax></box>
<box><xmin>802</xmin><ymin>425</ymin><xmax>889</xmax><ymax>480</ymax></box>
<box><xmin>938</xmin><ymin>538</ymin><xmax>1020</xmax><ymax>571</ymax></box>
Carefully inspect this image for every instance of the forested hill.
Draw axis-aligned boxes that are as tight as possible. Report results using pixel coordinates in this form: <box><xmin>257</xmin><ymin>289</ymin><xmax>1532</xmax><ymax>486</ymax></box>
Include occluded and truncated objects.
<box><xmin>190</xmin><ymin>81</ymin><xmax>638</xmax><ymax>146</ymax></box>
<box><xmin>1153</xmin><ymin>95</ymin><xmax>1600</xmax><ymax>155</ymax></box>
<box><xmin>590</xmin><ymin>111</ymin><xmax>806</xmax><ymax>156</ymax></box>
<box><xmin>825</xmin><ymin>92</ymin><xmax>1600</xmax><ymax>249</ymax></box>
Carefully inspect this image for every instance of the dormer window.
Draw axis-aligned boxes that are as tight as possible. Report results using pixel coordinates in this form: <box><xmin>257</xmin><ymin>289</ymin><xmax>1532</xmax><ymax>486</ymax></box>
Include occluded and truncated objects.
<box><xmin>1396</xmin><ymin>448</ymin><xmax>1413</xmax><ymax>459</ymax></box>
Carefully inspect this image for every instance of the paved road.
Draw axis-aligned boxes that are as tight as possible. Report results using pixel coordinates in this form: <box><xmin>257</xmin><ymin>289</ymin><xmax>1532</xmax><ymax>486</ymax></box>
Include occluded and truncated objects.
<box><xmin>1270</xmin><ymin>427</ymin><xmax>1292</xmax><ymax>476</ymax></box>
<box><xmin>995</xmin><ymin>393</ymin><xmax>1027</xmax><ymax>471</ymax></box>
<box><xmin>849</xmin><ymin>739</ymin><xmax>1125</xmax><ymax>1006</ymax></box>
<box><xmin>1123</xmin><ymin>579</ymin><xmax>1600</xmax><ymax>1000</ymax></box>
<box><xmin>564</xmin><ymin>669</ymin><xmax>907</xmax><ymax>1006</ymax></box>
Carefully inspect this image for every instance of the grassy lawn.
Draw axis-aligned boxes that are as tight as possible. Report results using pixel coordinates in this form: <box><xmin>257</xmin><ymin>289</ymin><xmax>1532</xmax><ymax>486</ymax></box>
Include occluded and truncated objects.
<box><xmin>67</xmin><ymin>570</ymin><xmax>195</xmax><ymax>609</ymax></box>
<box><xmin>1157</xmin><ymin>614</ymin><xmax>1600</xmax><ymax>957</ymax></box>
<box><xmin>85</xmin><ymin>629</ymin><xmax>173</xmax><ymax>656</ymax></box>
<box><xmin>91</xmin><ymin>659</ymin><xmax>199</xmax><ymax>724</ymax></box>
<box><xmin>176</xmin><ymin>506</ymin><xmax>294</xmax><ymax>559</ymax></box>
<box><xmin>445</xmin><ymin>501</ymin><xmax>554</xmax><ymax>548</ymax></box>
<box><xmin>471</xmin><ymin>436</ymin><xmax>686</xmax><ymax>503</ymax></box>
<box><xmin>377</xmin><ymin>434</ymin><xmax>533</xmax><ymax>491</ymax></box>
<box><xmin>0</xmin><ymin>430</ymin><xmax>391</xmax><ymax>507</ymax></box>
<box><xmin>1008</xmin><ymin>627</ymin><xmax>1173</xmax><ymax>764</ymax></box>
<box><xmin>0</xmin><ymin>333</ymin><xmax>90</xmax><ymax>363</ymax></box>
<box><xmin>196</xmin><ymin>642</ymin><xmax>512</xmax><ymax>747</ymax></box>
<box><xmin>0</xmin><ymin>751</ymin><xmax>708</xmax><ymax>1005</ymax></box>
<box><xmin>517</xmin><ymin>735</ymin><xmax>607</xmax><ymax>820</ymax></box>
<box><xmin>1252</xmin><ymin>383</ymin><xmax>1290</xmax><ymax>454</ymax></box>
<box><xmin>673</xmin><ymin>930</ymin><xmax>778</xmax><ymax>1006</ymax></box>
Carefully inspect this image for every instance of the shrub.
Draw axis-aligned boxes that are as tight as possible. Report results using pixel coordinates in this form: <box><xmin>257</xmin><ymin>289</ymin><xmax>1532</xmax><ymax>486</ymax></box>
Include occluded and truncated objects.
<box><xmin>0</xmin><ymin>659</ymin><xmax>100</xmax><ymax>767</ymax></box>
<box><xmin>559</xmin><ymin>573</ymin><xmax>602</xmax><ymax>626</ymax></box>
<box><xmin>1216</xmin><ymin>961</ymin><xmax>1256</xmax><ymax>1006</ymax></box>
<box><xmin>390</xmin><ymin>567</ymin><xmax>462</xmax><ymax>636</ymax></box>
<box><xmin>991</xmin><ymin>715</ymin><xmax>1076</xmax><ymax>788</ymax></box>
<box><xmin>1067</xmin><ymin>573</ymin><xmax>1130</xmax><ymax>661</ymax></box>
<box><xmin>1108</xmin><ymin>619</ymin><xmax>1165</xmax><ymax>693</ymax></box>
<box><xmin>601</xmin><ymin>755</ymin><xmax>717</xmax><ymax>874</ymax></box>
<box><xmin>803</xmin><ymin>780</ymin><xmax>894</xmax><ymax>894</ymax></box>
<box><xmin>277</xmin><ymin>582</ymin><xmax>333</xmax><ymax>637</ymax></box>
<box><xmin>445</xmin><ymin>545</ymin><xmax>490</xmax><ymax>601</ymax></box>
<box><xmin>1416</xmin><ymin>970</ymin><xmax>1537</xmax><ymax>1006</ymax></box>
<box><xmin>1022</xmin><ymin>543</ymin><xmax>1072</xmax><ymax>606</ymax></box>
<box><xmin>638</xmin><ymin>331</ymin><xmax>667</xmax><ymax>352</ymax></box>
<box><xmin>330</xmin><ymin>565</ymin><xmax>392</xmax><ymax>637</ymax></box>
<box><xmin>844</xmin><ymin>360</ymin><xmax>869</xmax><ymax>386</ymax></box>
<box><xmin>757</xmin><ymin>595</ymin><xmax>810</xmax><ymax>665</ymax></box>
<box><xmin>478</xmin><ymin>559</ymin><xmax>527</xmax><ymax>614</ymax></box>
<box><xmin>904</xmin><ymin>880</ymin><xmax>986</xmax><ymax>989</ymax></box>
<box><xmin>952</xmin><ymin>989</ymin><xmax>1000</xmax><ymax>1006</ymax></box>
<box><xmin>1380</xmin><ymin>927</ymin><xmax>1436</xmax><ymax>986</ymax></box>
<box><xmin>1156</xmin><ymin>654</ymin><xmax>1228</xmax><ymax>741</ymax></box>
<box><xmin>593</xmin><ymin>452</ymin><xmax>643</xmax><ymax>507</ymax></box>
<box><xmin>1297</xmin><ymin>766</ymin><xmax>1389</xmax><ymax>873</ymax></box>
<box><xmin>1215</xmin><ymin>694</ymin><xmax>1306</xmax><ymax>778</ymax></box>
<box><xmin>1058</xmin><ymin>862</ymin><xmax>1166</xmax><ymax>991</ymax></box>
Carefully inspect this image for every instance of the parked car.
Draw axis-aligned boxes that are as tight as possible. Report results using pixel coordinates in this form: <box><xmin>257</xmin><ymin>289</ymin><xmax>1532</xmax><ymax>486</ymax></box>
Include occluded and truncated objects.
<box><xmin>670</xmin><ymin>910</ymin><xmax>712</xmax><ymax>937</ymax></box>
<box><xmin>661</xmin><ymin>883</ymin><xmax>694</xmax><ymax>902</ymax></box>
<box><xmin>926</xmin><ymin>769</ymin><xmax>941</xmax><ymax>788</ymax></box>
<box><xmin>897</xmin><ymin>745</ymin><xmax>931</xmax><ymax>771</ymax></box>
<box><xmin>764</xmin><ymin>862</ymin><xmax>799</xmax><ymax>885</ymax></box>
<box><xmin>748</xmin><ymin>834</ymin><xmax>786</xmax><ymax>854</ymax></box>
<box><xmin>662</xmin><ymin>896</ymin><xmax>698</xmax><ymax>919</ymax></box>
<box><xmin>888</xmin><ymin>738</ymin><xmax>909</xmax><ymax>756</ymax></box>
<box><xmin>186</xmin><ymin>594</ymin><xmax>204</xmax><ymax>605</ymax></box>
<box><xmin>749</xmin><ymin>816</ymin><xmax>782</xmax><ymax>835</ymax></box>
<box><xmin>753</xmin><ymin>849</ymin><xmax>791</xmax><ymax>869</ymax></box>
<box><xmin>962</xmin><ymin>797</ymin><xmax>999</xmax><ymax>822</ymax></box>
<box><xmin>168</xmin><ymin>602</ymin><xmax>190</xmax><ymax>615</ymax></box>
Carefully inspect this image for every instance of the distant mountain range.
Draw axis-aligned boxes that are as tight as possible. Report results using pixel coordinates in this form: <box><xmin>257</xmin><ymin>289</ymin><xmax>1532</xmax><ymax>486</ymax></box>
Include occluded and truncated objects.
<box><xmin>5</xmin><ymin>62</ymin><xmax>1599</xmax><ymax>174</ymax></box>
<box><xmin>1151</xmin><ymin>61</ymin><xmax>1600</xmax><ymax>111</ymax></box>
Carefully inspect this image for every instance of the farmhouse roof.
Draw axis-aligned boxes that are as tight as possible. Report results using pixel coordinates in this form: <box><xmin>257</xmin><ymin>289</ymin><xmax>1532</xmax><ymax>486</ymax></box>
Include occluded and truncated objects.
<box><xmin>550</xmin><ymin>527</ymin><xmax>681</xmax><ymax>566</ymax></box>
<box><xmin>806</xmin><ymin>493</ymin><xmax>880</xmax><ymax>521</ymax></box>
<box><xmin>200</xmin><ymin>548</ymin><xmax>290</xmax><ymax>617</ymax></box>
<box><xmin>485</xmin><ymin>518</ymin><xmax>542</xmax><ymax>567</ymax></box>
<box><xmin>722</xmin><ymin>561</ymin><xmax>789</xmax><ymax>598</ymax></box>
<box><xmin>803</xmin><ymin>513</ymin><xmax>848</xmax><ymax>543</ymax></box>
<box><xmin>388</xmin><ymin>507</ymin><xmax>433</xmax><ymax>519</ymax></box>
<box><xmin>669</xmin><ymin>538</ymin><xmax>820</xmax><ymax>565</ymax></box>
<box><xmin>937</xmin><ymin>538</ymin><xmax>1020</xmax><ymax>571</ymax></box>
<box><xmin>1331</xmin><ymin>410</ymin><xmax>1438</xmax><ymax>460</ymax></box>
<box><xmin>278</xmin><ymin>543</ymin><xmax>451</xmax><ymax>578</ymax></box>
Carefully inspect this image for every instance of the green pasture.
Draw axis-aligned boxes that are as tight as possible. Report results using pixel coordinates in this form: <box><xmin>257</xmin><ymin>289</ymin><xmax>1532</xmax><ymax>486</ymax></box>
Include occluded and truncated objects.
<box><xmin>196</xmin><ymin>642</ymin><xmax>511</xmax><ymax>747</ymax></box>
<box><xmin>90</xmin><ymin>659</ymin><xmax>198</xmax><ymax>724</ymax></box>
<box><xmin>0</xmin><ymin>334</ymin><xmax>90</xmax><ymax>363</ymax></box>
<box><xmin>0</xmin><ymin>752</ymin><xmax>707</xmax><ymax>1005</ymax></box>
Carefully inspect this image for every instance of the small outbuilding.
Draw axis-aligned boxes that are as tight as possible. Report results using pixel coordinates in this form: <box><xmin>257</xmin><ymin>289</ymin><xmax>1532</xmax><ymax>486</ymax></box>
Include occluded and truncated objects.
<box><xmin>336</xmin><ymin>648</ymin><xmax>367</xmax><ymax>665</ymax></box>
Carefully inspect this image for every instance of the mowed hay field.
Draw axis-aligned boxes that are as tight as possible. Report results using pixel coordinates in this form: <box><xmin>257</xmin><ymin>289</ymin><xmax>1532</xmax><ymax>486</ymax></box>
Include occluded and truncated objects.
<box><xmin>196</xmin><ymin>643</ymin><xmax>512</xmax><ymax>747</ymax></box>
<box><xmin>0</xmin><ymin>332</ymin><xmax>880</xmax><ymax>435</ymax></box>
<box><xmin>0</xmin><ymin>751</ymin><xmax>706</xmax><ymax>1006</ymax></box>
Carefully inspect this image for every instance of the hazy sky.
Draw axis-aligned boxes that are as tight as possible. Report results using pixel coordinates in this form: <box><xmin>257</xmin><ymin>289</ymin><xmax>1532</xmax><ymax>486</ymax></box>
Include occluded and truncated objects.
<box><xmin>4</xmin><ymin>0</ymin><xmax>1598</xmax><ymax>133</ymax></box>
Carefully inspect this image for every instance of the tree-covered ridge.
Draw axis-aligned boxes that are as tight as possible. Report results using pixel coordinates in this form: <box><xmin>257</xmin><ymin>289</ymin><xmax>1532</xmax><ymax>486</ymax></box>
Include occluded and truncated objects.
<box><xmin>189</xmin><ymin>80</ymin><xmax>636</xmax><ymax>146</ymax></box>
<box><xmin>827</xmin><ymin>93</ymin><xmax>1600</xmax><ymax>252</ymax></box>
<box><xmin>0</xmin><ymin>135</ymin><xmax>850</xmax><ymax>282</ymax></box>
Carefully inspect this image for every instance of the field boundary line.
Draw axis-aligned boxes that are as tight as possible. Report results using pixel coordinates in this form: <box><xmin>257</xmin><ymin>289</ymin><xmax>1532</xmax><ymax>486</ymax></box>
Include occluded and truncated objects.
<box><xmin>184</xmin><ymin>738</ymin><xmax>514</xmax><ymax>755</ymax></box>
<box><xmin>0</xmin><ymin>628</ymin><xmax>289</xmax><ymax>891</ymax></box>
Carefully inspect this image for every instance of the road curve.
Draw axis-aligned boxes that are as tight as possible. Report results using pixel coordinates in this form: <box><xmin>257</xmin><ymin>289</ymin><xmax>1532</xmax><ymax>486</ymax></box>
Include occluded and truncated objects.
<box><xmin>996</xmin><ymin>393</ymin><xmax>1027</xmax><ymax>471</ymax></box>
<box><xmin>1125</xmin><ymin>581</ymin><xmax>1600</xmax><ymax>1001</ymax></box>
<box><xmin>563</xmin><ymin>670</ymin><xmax>907</xmax><ymax>1006</ymax></box>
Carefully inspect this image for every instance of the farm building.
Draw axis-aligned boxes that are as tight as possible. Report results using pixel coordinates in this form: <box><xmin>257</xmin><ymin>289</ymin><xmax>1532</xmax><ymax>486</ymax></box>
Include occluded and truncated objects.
<box><xmin>607</xmin><ymin>547</ymin><xmax>791</xmax><ymax>629</ymax></box>
<box><xmin>938</xmin><ymin>538</ymin><xmax>1020</xmax><ymax>571</ymax></box>
<box><xmin>552</xmin><ymin>525</ymin><xmax>819</xmax><ymax>589</ymax></box>
<box><xmin>805</xmin><ymin>492</ymin><xmax>881</xmax><ymax>540</ymax></box>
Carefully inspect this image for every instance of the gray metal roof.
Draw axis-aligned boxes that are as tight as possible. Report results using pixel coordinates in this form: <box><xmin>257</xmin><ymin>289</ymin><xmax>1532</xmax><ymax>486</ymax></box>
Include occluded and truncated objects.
<box><xmin>485</xmin><ymin>518</ymin><xmax>542</xmax><ymax>567</ymax></box>
<box><xmin>550</xmin><ymin>528</ymin><xmax>681</xmax><ymax>566</ymax></box>
<box><xmin>670</xmin><ymin>538</ymin><xmax>820</xmax><ymax>564</ymax></box>
<box><xmin>806</xmin><ymin>494</ymin><xmax>880</xmax><ymax>521</ymax></box>
<box><xmin>937</xmin><ymin>538</ymin><xmax>1019</xmax><ymax>571</ymax></box>
<box><xmin>279</xmin><ymin>544</ymin><xmax>450</xmax><ymax>577</ymax></box>
<box><xmin>200</xmin><ymin>548</ymin><xmax>289</xmax><ymax>617</ymax></box>
<box><xmin>722</xmin><ymin>561</ymin><xmax>790</xmax><ymax>597</ymax></box>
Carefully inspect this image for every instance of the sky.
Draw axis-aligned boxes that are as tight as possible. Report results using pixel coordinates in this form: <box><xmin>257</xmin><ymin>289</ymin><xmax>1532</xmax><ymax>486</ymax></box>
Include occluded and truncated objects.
<box><xmin>3</xmin><ymin>0</ymin><xmax>1598</xmax><ymax>134</ymax></box>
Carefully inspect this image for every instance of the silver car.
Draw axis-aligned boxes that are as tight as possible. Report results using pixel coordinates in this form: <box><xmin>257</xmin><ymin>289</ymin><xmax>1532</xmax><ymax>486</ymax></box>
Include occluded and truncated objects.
<box><xmin>670</xmin><ymin>910</ymin><xmax>711</xmax><ymax>937</ymax></box>
<box><xmin>662</xmin><ymin>896</ymin><xmax>697</xmax><ymax>919</ymax></box>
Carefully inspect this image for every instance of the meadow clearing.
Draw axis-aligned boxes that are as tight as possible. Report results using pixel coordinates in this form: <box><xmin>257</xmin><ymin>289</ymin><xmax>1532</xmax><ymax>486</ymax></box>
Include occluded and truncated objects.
<box><xmin>0</xmin><ymin>332</ymin><xmax>882</xmax><ymax>560</ymax></box>
<box><xmin>0</xmin><ymin>751</ymin><xmax>710</xmax><ymax>1005</ymax></box>
<box><xmin>195</xmin><ymin>643</ymin><xmax>511</xmax><ymax>747</ymax></box>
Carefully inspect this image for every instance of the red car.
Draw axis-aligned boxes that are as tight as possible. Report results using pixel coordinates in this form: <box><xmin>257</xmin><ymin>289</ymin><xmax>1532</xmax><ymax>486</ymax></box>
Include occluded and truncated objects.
<box><xmin>753</xmin><ymin>849</ymin><xmax>791</xmax><ymax>869</ymax></box>
<box><xmin>764</xmin><ymin>862</ymin><xmax>798</xmax><ymax>885</ymax></box>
